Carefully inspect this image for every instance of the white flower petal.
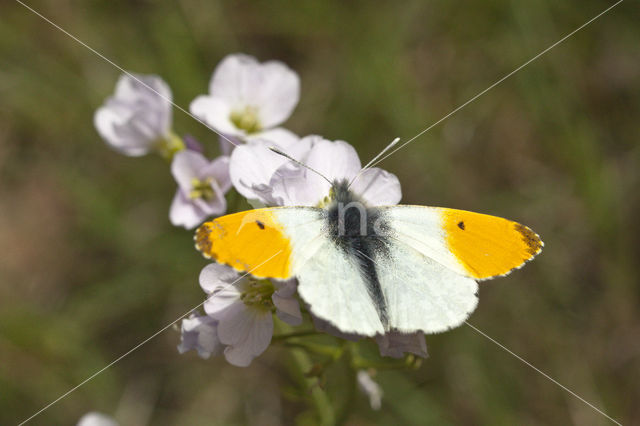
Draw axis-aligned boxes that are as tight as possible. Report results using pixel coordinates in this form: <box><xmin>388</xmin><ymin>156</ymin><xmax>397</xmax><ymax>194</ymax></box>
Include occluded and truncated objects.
<box><xmin>77</xmin><ymin>412</ymin><xmax>119</xmax><ymax>426</ymax></box>
<box><xmin>350</xmin><ymin>168</ymin><xmax>402</xmax><ymax>206</ymax></box>
<box><xmin>94</xmin><ymin>107</ymin><xmax>150</xmax><ymax>156</ymax></box>
<box><xmin>200</xmin><ymin>156</ymin><xmax>231</xmax><ymax>193</ymax></box>
<box><xmin>190</xmin><ymin>95</ymin><xmax>239</xmax><ymax>136</ymax></box>
<box><xmin>306</xmin><ymin>139</ymin><xmax>362</xmax><ymax>182</ymax></box>
<box><xmin>169</xmin><ymin>152</ymin><xmax>231</xmax><ymax>228</ymax></box>
<box><xmin>269</xmin><ymin>137</ymin><xmax>361</xmax><ymax>206</ymax></box>
<box><xmin>217</xmin><ymin>304</ymin><xmax>274</xmax><ymax>367</ymax></box>
<box><xmin>115</xmin><ymin>73</ymin><xmax>171</xmax><ymax>108</ymax></box>
<box><xmin>94</xmin><ymin>73</ymin><xmax>172</xmax><ymax>156</ymax></box>
<box><xmin>246</xmin><ymin>127</ymin><xmax>299</xmax><ymax>148</ymax></box>
<box><xmin>177</xmin><ymin>314</ymin><xmax>223</xmax><ymax>359</ymax></box>
<box><xmin>203</xmin><ymin>288</ymin><xmax>242</xmax><ymax>317</ymax></box>
<box><xmin>250</xmin><ymin>60</ymin><xmax>300</xmax><ymax>128</ymax></box>
<box><xmin>229</xmin><ymin>136</ymin><xmax>314</xmax><ymax>204</ymax></box>
<box><xmin>272</xmin><ymin>281</ymin><xmax>302</xmax><ymax>326</ymax></box>
<box><xmin>357</xmin><ymin>371</ymin><xmax>383</xmax><ymax>410</ymax></box>
<box><xmin>199</xmin><ymin>263</ymin><xmax>241</xmax><ymax>295</ymax></box>
<box><xmin>192</xmin><ymin>180</ymin><xmax>227</xmax><ymax>217</ymax></box>
<box><xmin>229</xmin><ymin>143</ymin><xmax>283</xmax><ymax>203</ymax></box>
<box><xmin>208</xmin><ymin>53</ymin><xmax>261</xmax><ymax>105</ymax></box>
<box><xmin>169</xmin><ymin>191</ymin><xmax>207</xmax><ymax>229</ymax></box>
<box><xmin>208</xmin><ymin>54</ymin><xmax>299</xmax><ymax>129</ymax></box>
<box><xmin>171</xmin><ymin>150</ymin><xmax>209</xmax><ymax>191</ymax></box>
<box><xmin>269</xmin><ymin>164</ymin><xmax>324</xmax><ymax>206</ymax></box>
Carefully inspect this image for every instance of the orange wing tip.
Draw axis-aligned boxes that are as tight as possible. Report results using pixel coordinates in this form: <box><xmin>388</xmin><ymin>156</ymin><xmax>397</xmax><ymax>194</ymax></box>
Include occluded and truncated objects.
<box><xmin>195</xmin><ymin>222</ymin><xmax>215</xmax><ymax>259</ymax></box>
<box><xmin>443</xmin><ymin>209</ymin><xmax>544</xmax><ymax>280</ymax></box>
<box><xmin>473</xmin><ymin>223</ymin><xmax>544</xmax><ymax>281</ymax></box>
<box><xmin>514</xmin><ymin>223</ymin><xmax>544</xmax><ymax>257</ymax></box>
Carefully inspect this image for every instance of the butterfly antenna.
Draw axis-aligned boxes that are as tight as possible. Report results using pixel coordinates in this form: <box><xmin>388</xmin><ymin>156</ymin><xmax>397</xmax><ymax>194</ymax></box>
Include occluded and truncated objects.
<box><xmin>348</xmin><ymin>137</ymin><xmax>400</xmax><ymax>188</ymax></box>
<box><xmin>268</xmin><ymin>146</ymin><xmax>334</xmax><ymax>186</ymax></box>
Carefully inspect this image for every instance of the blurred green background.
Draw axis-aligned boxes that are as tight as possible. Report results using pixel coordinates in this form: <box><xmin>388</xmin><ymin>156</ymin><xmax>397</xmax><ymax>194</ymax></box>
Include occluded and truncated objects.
<box><xmin>1</xmin><ymin>0</ymin><xmax>639</xmax><ymax>424</ymax></box>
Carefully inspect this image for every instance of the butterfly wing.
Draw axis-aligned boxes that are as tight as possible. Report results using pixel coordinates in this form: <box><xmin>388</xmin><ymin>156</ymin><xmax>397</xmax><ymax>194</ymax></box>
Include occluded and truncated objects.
<box><xmin>379</xmin><ymin>205</ymin><xmax>543</xmax><ymax>280</ymax></box>
<box><xmin>195</xmin><ymin>205</ymin><xmax>543</xmax><ymax>336</ymax></box>
<box><xmin>376</xmin><ymin>237</ymin><xmax>479</xmax><ymax>333</ymax></box>
<box><xmin>196</xmin><ymin>206</ymin><xmax>387</xmax><ymax>335</ymax></box>
<box><xmin>295</xmin><ymin>239</ymin><xmax>387</xmax><ymax>336</ymax></box>
<box><xmin>295</xmin><ymin>205</ymin><xmax>543</xmax><ymax>336</ymax></box>
<box><xmin>195</xmin><ymin>207</ymin><xmax>324</xmax><ymax>279</ymax></box>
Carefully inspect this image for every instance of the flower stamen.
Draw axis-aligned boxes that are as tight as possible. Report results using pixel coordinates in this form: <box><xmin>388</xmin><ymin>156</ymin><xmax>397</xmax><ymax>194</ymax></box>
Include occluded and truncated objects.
<box><xmin>189</xmin><ymin>177</ymin><xmax>216</xmax><ymax>201</ymax></box>
<box><xmin>240</xmin><ymin>279</ymin><xmax>275</xmax><ymax>312</ymax></box>
<box><xmin>230</xmin><ymin>106</ymin><xmax>261</xmax><ymax>134</ymax></box>
<box><xmin>156</xmin><ymin>131</ymin><xmax>185</xmax><ymax>159</ymax></box>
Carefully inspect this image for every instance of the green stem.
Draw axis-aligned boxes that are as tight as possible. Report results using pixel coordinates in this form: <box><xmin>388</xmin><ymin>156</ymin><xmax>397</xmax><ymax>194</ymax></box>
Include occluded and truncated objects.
<box><xmin>272</xmin><ymin>329</ymin><xmax>321</xmax><ymax>342</ymax></box>
<box><xmin>274</xmin><ymin>319</ymin><xmax>335</xmax><ymax>425</ymax></box>
<box><xmin>335</xmin><ymin>343</ymin><xmax>358</xmax><ymax>424</ymax></box>
<box><xmin>289</xmin><ymin>347</ymin><xmax>336</xmax><ymax>426</ymax></box>
<box><xmin>282</xmin><ymin>341</ymin><xmax>343</xmax><ymax>358</ymax></box>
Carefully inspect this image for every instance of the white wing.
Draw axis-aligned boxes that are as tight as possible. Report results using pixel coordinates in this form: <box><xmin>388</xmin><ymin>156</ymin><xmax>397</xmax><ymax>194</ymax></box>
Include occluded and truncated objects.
<box><xmin>282</xmin><ymin>205</ymin><xmax>479</xmax><ymax>336</ymax></box>
<box><xmin>292</xmin><ymin>233</ymin><xmax>477</xmax><ymax>336</ymax></box>
<box><xmin>379</xmin><ymin>206</ymin><xmax>469</xmax><ymax>276</ymax></box>
<box><xmin>380</xmin><ymin>205</ymin><xmax>543</xmax><ymax>280</ymax></box>
<box><xmin>293</xmin><ymin>239</ymin><xmax>386</xmax><ymax>336</ymax></box>
<box><xmin>378</xmin><ymin>237</ymin><xmax>478</xmax><ymax>334</ymax></box>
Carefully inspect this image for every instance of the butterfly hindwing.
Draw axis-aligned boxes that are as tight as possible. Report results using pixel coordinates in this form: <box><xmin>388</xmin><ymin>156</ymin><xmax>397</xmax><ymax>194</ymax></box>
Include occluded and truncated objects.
<box><xmin>377</xmin><ymin>237</ymin><xmax>479</xmax><ymax>333</ymax></box>
<box><xmin>296</xmin><ymin>239</ymin><xmax>387</xmax><ymax>336</ymax></box>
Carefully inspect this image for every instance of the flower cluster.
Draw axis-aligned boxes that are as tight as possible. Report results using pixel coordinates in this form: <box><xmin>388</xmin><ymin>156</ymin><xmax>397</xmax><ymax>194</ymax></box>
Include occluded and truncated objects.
<box><xmin>96</xmin><ymin>53</ymin><xmax>428</xmax><ymax>406</ymax></box>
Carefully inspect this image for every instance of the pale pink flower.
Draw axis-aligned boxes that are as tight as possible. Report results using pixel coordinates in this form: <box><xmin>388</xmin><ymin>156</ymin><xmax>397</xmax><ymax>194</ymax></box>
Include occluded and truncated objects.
<box><xmin>357</xmin><ymin>370</ymin><xmax>383</xmax><ymax>410</ymax></box>
<box><xmin>199</xmin><ymin>263</ymin><xmax>302</xmax><ymax>367</ymax></box>
<box><xmin>95</xmin><ymin>73</ymin><xmax>180</xmax><ymax>157</ymax></box>
<box><xmin>177</xmin><ymin>313</ymin><xmax>223</xmax><ymax>359</ymax></box>
<box><xmin>169</xmin><ymin>150</ymin><xmax>231</xmax><ymax>229</ymax></box>
<box><xmin>269</xmin><ymin>137</ymin><xmax>402</xmax><ymax>206</ymax></box>
<box><xmin>229</xmin><ymin>136</ymin><xmax>314</xmax><ymax>205</ymax></box>
<box><xmin>190</xmin><ymin>53</ymin><xmax>300</xmax><ymax>152</ymax></box>
<box><xmin>77</xmin><ymin>412</ymin><xmax>118</xmax><ymax>426</ymax></box>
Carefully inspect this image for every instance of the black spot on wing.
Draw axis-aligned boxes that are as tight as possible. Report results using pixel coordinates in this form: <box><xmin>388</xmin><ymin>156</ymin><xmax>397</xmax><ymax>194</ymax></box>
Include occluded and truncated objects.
<box><xmin>256</xmin><ymin>220</ymin><xmax>265</xmax><ymax>230</ymax></box>
<box><xmin>458</xmin><ymin>221</ymin><xmax>465</xmax><ymax>230</ymax></box>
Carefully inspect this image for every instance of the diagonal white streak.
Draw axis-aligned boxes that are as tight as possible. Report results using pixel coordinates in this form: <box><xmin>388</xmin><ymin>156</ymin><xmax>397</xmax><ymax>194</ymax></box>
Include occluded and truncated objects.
<box><xmin>366</xmin><ymin>0</ymin><xmax>623</xmax><ymax>170</ymax></box>
<box><xmin>17</xmin><ymin>250</ymin><xmax>282</xmax><ymax>425</ymax></box>
<box><xmin>465</xmin><ymin>322</ymin><xmax>622</xmax><ymax>425</ymax></box>
<box><xmin>13</xmin><ymin>0</ymin><xmax>238</xmax><ymax>147</ymax></box>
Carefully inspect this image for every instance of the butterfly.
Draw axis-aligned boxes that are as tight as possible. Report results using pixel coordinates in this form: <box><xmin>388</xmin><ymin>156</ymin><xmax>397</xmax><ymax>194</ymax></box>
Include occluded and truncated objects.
<box><xmin>194</xmin><ymin>148</ymin><xmax>543</xmax><ymax>336</ymax></box>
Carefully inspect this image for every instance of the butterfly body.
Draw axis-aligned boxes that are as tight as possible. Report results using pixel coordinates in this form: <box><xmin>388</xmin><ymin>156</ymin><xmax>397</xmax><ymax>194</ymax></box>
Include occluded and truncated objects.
<box><xmin>326</xmin><ymin>179</ymin><xmax>393</xmax><ymax>329</ymax></box>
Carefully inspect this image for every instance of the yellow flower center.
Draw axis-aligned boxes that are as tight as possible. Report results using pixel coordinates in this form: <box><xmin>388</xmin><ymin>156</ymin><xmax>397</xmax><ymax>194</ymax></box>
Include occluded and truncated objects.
<box><xmin>230</xmin><ymin>106</ymin><xmax>261</xmax><ymax>134</ymax></box>
<box><xmin>240</xmin><ymin>279</ymin><xmax>275</xmax><ymax>312</ymax></box>
<box><xmin>155</xmin><ymin>131</ymin><xmax>185</xmax><ymax>160</ymax></box>
<box><xmin>189</xmin><ymin>177</ymin><xmax>217</xmax><ymax>201</ymax></box>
